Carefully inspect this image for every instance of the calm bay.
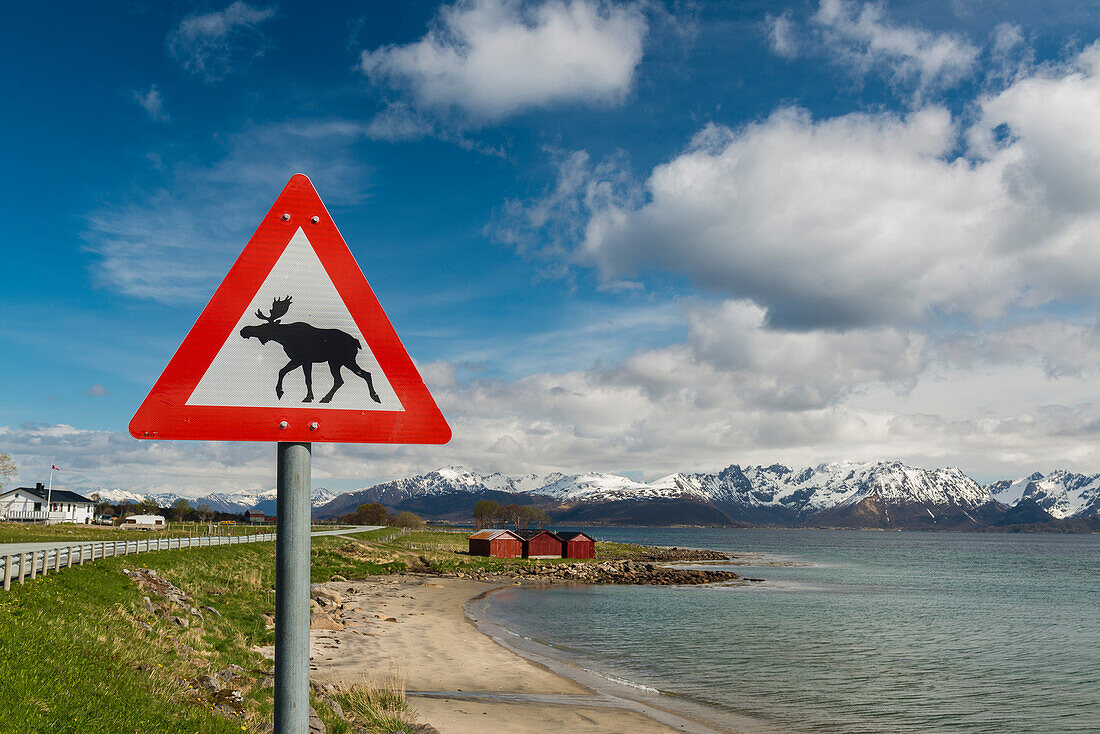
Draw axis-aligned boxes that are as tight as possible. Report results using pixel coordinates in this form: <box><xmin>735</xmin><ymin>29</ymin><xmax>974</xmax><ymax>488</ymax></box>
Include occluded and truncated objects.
<box><xmin>477</xmin><ymin>528</ymin><xmax>1100</xmax><ymax>733</ymax></box>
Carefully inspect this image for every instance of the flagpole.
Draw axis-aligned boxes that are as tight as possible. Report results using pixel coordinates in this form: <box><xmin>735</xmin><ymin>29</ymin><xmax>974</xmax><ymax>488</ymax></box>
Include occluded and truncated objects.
<box><xmin>47</xmin><ymin>464</ymin><xmax>54</xmax><ymax>525</ymax></box>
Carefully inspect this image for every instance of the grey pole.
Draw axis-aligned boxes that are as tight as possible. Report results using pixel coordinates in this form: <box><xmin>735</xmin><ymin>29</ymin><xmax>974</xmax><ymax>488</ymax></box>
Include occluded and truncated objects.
<box><xmin>275</xmin><ymin>441</ymin><xmax>311</xmax><ymax>734</ymax></box>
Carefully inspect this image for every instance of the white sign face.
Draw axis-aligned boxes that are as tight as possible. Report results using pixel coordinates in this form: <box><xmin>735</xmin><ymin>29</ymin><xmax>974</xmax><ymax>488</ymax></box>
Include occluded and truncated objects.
<box><xmin>187</xmin><ymin>228</ymin><xmax>404</xmax><ymax>411</ymax></box>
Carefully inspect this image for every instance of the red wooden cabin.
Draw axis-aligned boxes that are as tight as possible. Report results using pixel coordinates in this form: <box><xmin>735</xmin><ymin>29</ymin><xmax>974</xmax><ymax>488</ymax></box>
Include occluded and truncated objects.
<box><xmin>558</xmin><ymin>531</ymin><xmax>596</xmax><ymax>559</ymax></box>
<box><xmin>516</xmin><ymin>529</ymin><xmax>563</xmax><ymax>559</ymax></box>
<box><xmin>468</xmin><ymin>529</ymin><xmax>523</xmax><ymax>558</ymax></box>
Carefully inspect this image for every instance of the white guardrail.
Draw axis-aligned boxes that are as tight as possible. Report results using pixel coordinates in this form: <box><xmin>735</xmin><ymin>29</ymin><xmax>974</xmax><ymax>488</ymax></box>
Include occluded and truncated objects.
<box><xmin>1</xmin><ymin>532</ymin><xmax>277</xmax><ymax>591</ymax></box>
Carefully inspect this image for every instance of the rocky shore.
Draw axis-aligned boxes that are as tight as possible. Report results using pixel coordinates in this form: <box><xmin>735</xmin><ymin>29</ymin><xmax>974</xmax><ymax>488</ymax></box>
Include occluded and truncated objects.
<box><xmin>307</xmin><ymin>546</ymin><xmax>753</xmax><ymax>635</ymax></box>
<box><xmin>403</xmin><ymin>547</ymin><xmax>757</xmax><ymax>586</ymax></box>
<box><xmin>609</xmin><ymin>546</ymin><xmax>730</xmax><ymax>562</ymax></box>
<box><xmin>497</xmin><ymin>558</ymin><xmax>749</xmax><ymax>585</ymax></box>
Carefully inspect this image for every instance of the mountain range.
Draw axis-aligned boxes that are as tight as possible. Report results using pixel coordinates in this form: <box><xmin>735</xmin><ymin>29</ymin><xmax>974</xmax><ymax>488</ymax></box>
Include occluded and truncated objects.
<box><xmin>90</xmin><ymin>486</ymin><xmax>337</xmax><ymax>515</ymax></box>
<box><xmin>84</xmin><ymin>462</ymin><xmax>1100</xmax><ymax>530</ymax></box>
<box><xmin>313</xmin><ymin>463</ymin><xmax>1100</xmax><ymax>531</ymax></box>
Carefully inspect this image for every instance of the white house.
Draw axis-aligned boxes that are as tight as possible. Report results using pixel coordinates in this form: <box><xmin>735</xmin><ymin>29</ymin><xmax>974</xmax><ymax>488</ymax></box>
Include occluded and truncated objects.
<box><xmin>123</xmin><ymin>514</ymin><xmax>166</xmax><ymax>528</ymax></box>
<box><xmin>0</xmin><ymin>483</ymin><xmax>97</xmax><ymax>524</ymax></box>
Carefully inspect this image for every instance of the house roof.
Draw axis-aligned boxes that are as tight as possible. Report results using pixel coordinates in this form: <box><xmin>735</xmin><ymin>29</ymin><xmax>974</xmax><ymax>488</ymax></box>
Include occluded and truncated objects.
<box><xmin>514</xmin><ymin>529</ymin><xmax>562</xmax><ymax>541</ymax></box>
<box><xmin>557</xmin><ymin>531</ymin><xmax>595</xmax><ymax>542</ymax></box>
<box><xmin>468</xmin><ymin>529</ymin><xmax>522</xmax><ymax>541</ymax></box>
<box><xmin>1</xmin><ymin>485</ymin><xmax>95</xmax><ymax>505</ymax></box>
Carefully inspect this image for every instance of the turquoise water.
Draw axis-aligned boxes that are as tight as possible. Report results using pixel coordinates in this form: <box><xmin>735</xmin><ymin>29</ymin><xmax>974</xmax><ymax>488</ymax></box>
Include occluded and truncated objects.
<box><xmin>480</xmin><ymin>529</ymin><xmax>1100</xmax><ymax>733</ymax></box>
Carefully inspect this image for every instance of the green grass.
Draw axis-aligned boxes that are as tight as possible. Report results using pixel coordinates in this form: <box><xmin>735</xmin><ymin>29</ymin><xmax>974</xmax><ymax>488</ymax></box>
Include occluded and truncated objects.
<box><xmin>346</xmin><ymin>527</ymin><xmax>400</xmax><ymax>542</ymax></box>
<box><xmin>0</xmin><ymin>556</ymin><xmax>249</xmax><ymax>734</ymax></box>
<box><xmin>342</xmin><ymin>528</ymin><xmax>656</xmax><ymax>577</ymax></box>
<box><xmin>333</xmin><ymin>666</ymin><xmax>417</xmax><ymax>733</ymax></box>
<box><xmin>389</xmin><ymin>528</ymin><xmax>651</xmax><ymax>560</ymax></box>
<box><xmin>0</xmin><ymin>522</ymin><xmax>354</xmax><ymax>544</ymax></box>
<box><xmin>0</xmin><ymin>522</ymin><xmax>275</xmax><ymax>544</ymax></box>
<box><xmin>310</xmin><ymin>539</ymin><xmax>407</xmax><ymax>581</ymax></box>
<box><xmin>0</xmin><ymin>533</ymin><xmax>418</xmax><ymax>733</ymax></box>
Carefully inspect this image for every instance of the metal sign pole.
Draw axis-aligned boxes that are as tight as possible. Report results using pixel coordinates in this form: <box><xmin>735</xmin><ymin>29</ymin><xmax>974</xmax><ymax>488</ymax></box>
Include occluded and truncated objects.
<box><xmin>275</xmin><ymin>441</ymin><xmax>311</xmax><ymax>734</ymax></box>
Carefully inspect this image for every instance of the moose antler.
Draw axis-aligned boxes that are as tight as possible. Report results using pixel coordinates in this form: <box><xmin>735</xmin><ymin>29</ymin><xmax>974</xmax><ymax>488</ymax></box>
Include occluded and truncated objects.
<box><xmin>255</xmin><ymin>296</ymin><xmax>292</xmax><ymax>323</ymax></box>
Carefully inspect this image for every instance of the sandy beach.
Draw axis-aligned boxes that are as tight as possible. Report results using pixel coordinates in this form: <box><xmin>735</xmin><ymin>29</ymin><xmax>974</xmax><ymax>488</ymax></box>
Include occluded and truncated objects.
<box><xmin>307</xmin><ymin>575</ymin><xmax>741</xmax><ymax>734</ymax></box>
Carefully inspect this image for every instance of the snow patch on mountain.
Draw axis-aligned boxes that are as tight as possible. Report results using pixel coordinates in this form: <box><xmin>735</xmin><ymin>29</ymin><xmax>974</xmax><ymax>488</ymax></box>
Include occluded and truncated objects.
<box><xmin>91</xmin><ymin>488</ymin><xmax>186</xmax><ymax>507</ymax></box>
<box><xmin>88</xmin><ymin>486</ymin><xmax>337</xmax><ymax>513</ymax></box>
<box><xmin>90</xmin><ymin>488</ymin><xmax>156</xmax><ymax>504</ymax></box>
<box><xmin>987</xmin><ymin>471</ymin><xmax>1100</xmax><ymax>519</ymax></box>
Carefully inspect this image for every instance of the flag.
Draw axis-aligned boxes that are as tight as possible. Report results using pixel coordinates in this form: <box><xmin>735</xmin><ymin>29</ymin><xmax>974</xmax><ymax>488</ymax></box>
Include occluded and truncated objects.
<box><xmin>51</xmin><ymin>464</ymin><xmax>61</xmax><ymax>471</ymax></box>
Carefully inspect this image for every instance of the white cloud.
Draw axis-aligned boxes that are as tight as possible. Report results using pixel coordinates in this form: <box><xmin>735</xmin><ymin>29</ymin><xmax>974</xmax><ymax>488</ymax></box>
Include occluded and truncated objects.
<box><xmin>991</xmin><ymin>22</ymin><xmax>1025</xmax><ymax>58</ymax></box>
<box><xmin>8</xmin><ymin>299</ymin><xmax>1100</xmax><ymax>492</ymax></box>
<box><xmin>0</xmin><ymin>423</ymin><xmax>273</xmax><ymax>496</ymax></box>
<box><xmin>167</xmin><ymin>1</ymin><xmax>276</xmax><ymax>81</ymax></box>
<box><xmin>491</xmin><ymin>148</ymin><xmax>640</xmax><ymax>261</ymax></box>
<box><xmin>507</xmin><ymin>45</ymin><xmax>1100</xmax><ymax>329</ymax></box>
<box><xmin>811</xmin><ymin>0</ymin><xmax>980</xmax><ymax>99</ymax></box>
<box><xmin>665</xmin><ymin>300</ymin><xmax>925</xmax><ymax>410</ymax></box>
<box><xmin>85</xmin><ymin>384</ymin><xmax>111</xmax><ymax>397</ymax></box>
<box><xmin>577</xmin><ymin>106</ymin><xmax>1013</xmax><ymax>328</ymax></box>
<box><xmin>448</xmin><ymin>299</ymin><xmax>683</xmax><ymax>379</ymax></box>
<box><xmin>7</xmin><ymin>317</ymin><xmax>1100</xmax><ymax>492</ymax></box>
<box><xmin>84</xmin><ymin>120</ymin><xmax>370</xmax><ymax>304</ymax></box>
<box><xmin>360</xmin><ymin>0</ymin><xmax>647</xmax><ymax>122</ymax></box>
<box><xmin>986</xmin><ymin>23</ymin><xmax>1033</xmax><ymax>86</ymax></box>
<box><xmin>365</xmin><ymin>103</ymin><xmax>437</xmax><ymax>141</ymax></box>
<box><xmin>133</xmin><ymin>85</ymin><xmax>168</xmax><ymax>122</ymax></box>
<box><xmin>937</xmin><ymin>318</ymin><xmax>1100</xmax><ymax>379</ymax></box>
<box><xmin>363</xmin><ymin>102</ymin><xmax>508</xmax><ymax>156</ymax></box>
<box><xmin>766</xmin><ymin>11</ymin><xmax>798</xmax><ymax>59</ymax></box>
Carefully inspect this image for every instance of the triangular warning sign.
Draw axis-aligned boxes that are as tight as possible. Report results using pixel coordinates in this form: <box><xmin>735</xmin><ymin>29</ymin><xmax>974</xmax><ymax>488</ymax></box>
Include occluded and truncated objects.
<box><xmin>129</xmin><ymin>174</ymin><xmax>451</xmax><ymax>444</ymax></box>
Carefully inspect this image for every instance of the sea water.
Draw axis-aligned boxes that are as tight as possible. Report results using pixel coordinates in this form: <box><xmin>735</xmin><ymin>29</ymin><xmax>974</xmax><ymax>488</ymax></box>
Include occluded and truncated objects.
<box><xmin>479</xmin><ymin>529</ymin><xmax>1100</xmax><ymax>733</ymax></box>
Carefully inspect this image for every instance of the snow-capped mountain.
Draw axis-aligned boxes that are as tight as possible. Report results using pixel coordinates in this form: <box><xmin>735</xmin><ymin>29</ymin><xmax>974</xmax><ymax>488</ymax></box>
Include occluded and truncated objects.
<box><xmin>245</xmin><ymin>487</ymin><xmax>337</xmax><ymax>515</ymax></box>
<box><xmin>88</xmin><ymin>488</ymin><xmax>145</xmax><ymax>504</ymax></box>
<box><xmin>91</xmin><ymin>488</ymin><xmax>187</xmax><ymax>507</ymax></box>
<box><xmin>88</xmin><ymin>463</ymin><xmax>1100</xmax><ymax>528</ymax></box>
<box><xmin>987</xmin><ymin>471</ymin><xmax>1100</xmax><ymax>519</ymax></box>
<box><xmin>537</xmin><ymin>472</ymin><xmax>672</xmax><ymax>502</ymax></box>
<box><xmin>316</xmin><ymin>467</ymin><xmax>567</xmax><ymax>518</ymax></box>
<box><xmin>315</xmin><ymin>461</ymin><xmax>1010</xmax><ymax>528</ymax></box>
<box><xmin>89</xmin><ymin>486</ymin><xmax>336</xmax><ymax>514</ymax></box>
<box><xmin>634</xmin><ymin>462</ymin><xmax>989</xmax><ymax>515</ymax></box>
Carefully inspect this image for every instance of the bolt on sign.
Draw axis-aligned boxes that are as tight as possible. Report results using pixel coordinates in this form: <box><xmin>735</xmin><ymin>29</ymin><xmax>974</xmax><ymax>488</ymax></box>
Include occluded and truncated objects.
<box><xmin>129</xmin><ymin>174</ymin><xmax>451</xmax><ymax>445</ymax></box>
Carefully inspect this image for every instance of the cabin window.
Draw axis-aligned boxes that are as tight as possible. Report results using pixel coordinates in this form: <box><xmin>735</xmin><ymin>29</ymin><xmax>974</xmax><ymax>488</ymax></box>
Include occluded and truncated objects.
<box><xmin>33</xmin><ymin>502</ymin><xmax>41</xmax><ymax>511</ymax></box>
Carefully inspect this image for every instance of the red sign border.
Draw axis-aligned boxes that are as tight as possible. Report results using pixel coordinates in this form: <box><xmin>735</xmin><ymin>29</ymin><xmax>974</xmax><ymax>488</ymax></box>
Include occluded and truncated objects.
<box><xmin>129</xmin><ymin>174</ymin><xmax>451</xmax><ymax>445</ymax></box>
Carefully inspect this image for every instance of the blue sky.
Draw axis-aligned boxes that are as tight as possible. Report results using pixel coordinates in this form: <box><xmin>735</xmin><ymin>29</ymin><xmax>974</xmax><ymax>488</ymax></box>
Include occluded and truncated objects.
<box><xmin>5</xmin><ymin>0</ymin><xmax>1100</xmax><ymax>495</ymax></box>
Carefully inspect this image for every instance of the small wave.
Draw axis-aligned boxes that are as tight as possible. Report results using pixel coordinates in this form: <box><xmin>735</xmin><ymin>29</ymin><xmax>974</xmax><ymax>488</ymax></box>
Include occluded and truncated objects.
<box><xmin>583</xmin><ymin>668</ymin><xmax>660</xmax><ymax>693</ymax></box>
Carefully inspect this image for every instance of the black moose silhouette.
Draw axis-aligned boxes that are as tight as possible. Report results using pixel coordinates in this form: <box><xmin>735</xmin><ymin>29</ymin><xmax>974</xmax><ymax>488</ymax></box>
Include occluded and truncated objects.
<box><xmin>240</xmin><ymin>296</ymin><xmax>381</xmax><ymax>404</ymax></box>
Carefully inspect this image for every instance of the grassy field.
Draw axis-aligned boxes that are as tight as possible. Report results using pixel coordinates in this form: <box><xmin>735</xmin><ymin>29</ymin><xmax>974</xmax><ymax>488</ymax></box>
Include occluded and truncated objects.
<box><xmin>348</xmin><ymin>527</ymin><xmax>656</xmax><ymax>574</ymax></box>
<box><xmin>0</xmin><ymin>527</ymin><xmax>650</xmax><ymax>733</ymax></box>
<box><xmin>0</xmin><ymin>522</ymin><xmax>347</xmax><ymax>544</ymax></box>
<box><xmin>0</xmin><ymin>534</ymin><xmax>408</xmax><ymax>734</ymax></box>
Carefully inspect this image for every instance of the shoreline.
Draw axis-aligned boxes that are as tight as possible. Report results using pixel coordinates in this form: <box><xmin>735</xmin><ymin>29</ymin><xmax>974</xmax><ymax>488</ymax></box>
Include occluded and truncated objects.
<box><xmin>307</xmin><ymin>574</ymin><xmax>777</xmax><ymax>733</ymax></box>
<box><xmin>464</xmin><ymin>583</ymin><xmax>788</xmax><ymax>734</ymax></box>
